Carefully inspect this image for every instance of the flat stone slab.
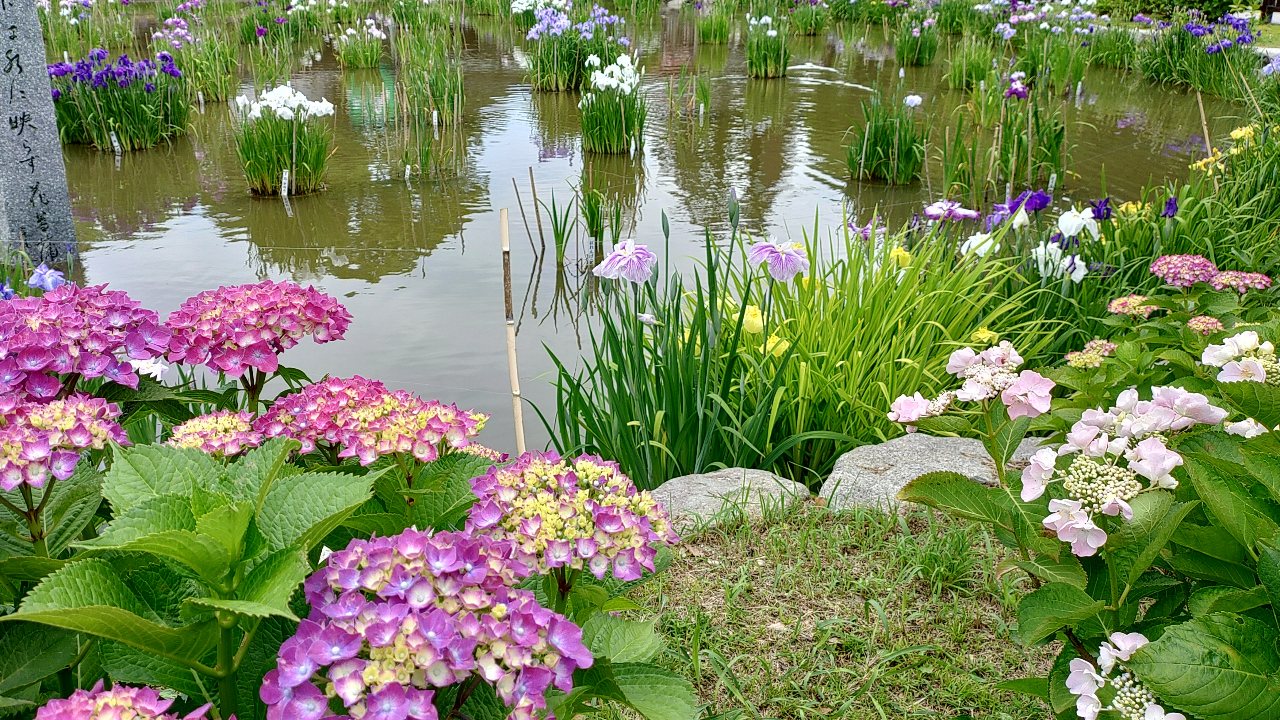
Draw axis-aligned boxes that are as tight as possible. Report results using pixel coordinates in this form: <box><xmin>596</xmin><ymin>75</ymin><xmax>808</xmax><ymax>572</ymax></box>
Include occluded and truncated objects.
<box><xmin>654</xmin><ymin>468</ymin><xmax>807</xmax><ymax>530</ymax></box>
<box><xmin>820</xmin><ymin>434</ymin><xmax>1040</xmax><ymax>512</ymax></box>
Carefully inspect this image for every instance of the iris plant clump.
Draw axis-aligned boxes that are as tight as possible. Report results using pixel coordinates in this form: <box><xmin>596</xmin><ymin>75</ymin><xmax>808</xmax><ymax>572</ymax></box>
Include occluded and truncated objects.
<box><xmin>233</xmin><ymin>85</ymin><xmax>337</xmax><ymax>195</ymax></box>
<box><xmin>526</xmin><ymin>2</ymin><xmax>628</xmax><ymax>91</ymax></box>
<box><xmin>47</xmin><ymin>49</ymin><xmax>190</xmax><ymax>152</ymax></box>
<box><xmin>578</xmin><ymin>54</ymin><xmax>646</xmax><ymax>154</ymax></box>
<box><xmin>894</xmin><ymin>15</ymin><xmax>939</xmax><ymax>66</ymax></box>
<box><xmin>333</xmin><ymin>17</ymin><xmax>388</xmax><ymax>67</ymax></box>
<box><xmin>745</xmin><ymin>15</ymin><xmax>789</xmax><ymax>78</ymax></box>
<box><xmin>848</xmin><ymin>94</ymin><xmax>927</xmax><ymax>184</ymax></box>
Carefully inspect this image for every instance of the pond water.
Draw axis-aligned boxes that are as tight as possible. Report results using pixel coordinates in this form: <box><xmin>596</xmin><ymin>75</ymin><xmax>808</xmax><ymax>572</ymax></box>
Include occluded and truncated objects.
<box><xmin>63</xmin><ymin>14</ymin><xmax>1243</xmax><ymax>447</ymax></box>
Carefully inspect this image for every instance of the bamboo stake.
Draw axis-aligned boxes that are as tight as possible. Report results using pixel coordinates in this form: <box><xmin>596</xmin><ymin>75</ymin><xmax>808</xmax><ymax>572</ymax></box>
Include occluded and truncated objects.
<box><xmin>1195</xmin><ymin>91</ymin><xmax>1220</xmax><ymax>194</ymax></box>
<box><xmin>528</xmin><ymin>167</ymin><xmax>547</xmax><ymax>256</ymax></box>
<box><xmin>500</xmin><ymin>208</ymin><xmax>527</xmax><ymax>454</ymax></box>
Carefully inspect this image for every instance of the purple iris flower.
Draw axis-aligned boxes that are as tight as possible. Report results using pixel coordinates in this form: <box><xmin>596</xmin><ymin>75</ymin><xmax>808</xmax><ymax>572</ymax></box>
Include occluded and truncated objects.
<box><xmin>747</xmin><ymin>238</ymin><xmax>810</xmax><ymax>282</ymax></box>
<box><xmin>592</xmin><ymin>240</ymin><xmax>658</xmax><ymax>283</ymax></box>
<box><xmin>27</xmin><ymin>264</ymin><xmax>66</xmax><ymax>292</ymax></box>
<box><xmin>1162</xmin><ymin>197</ymin><xmax>1179</xmax><ymax>217</ymax></box>
<box><xmin>1089</xmin><ymin>197</ymin><xmax>1112</xmax><ymax>220</ymax></box>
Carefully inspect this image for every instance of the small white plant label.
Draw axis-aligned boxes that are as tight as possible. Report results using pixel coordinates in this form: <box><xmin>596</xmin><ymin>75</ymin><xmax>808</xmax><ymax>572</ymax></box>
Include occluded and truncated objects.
<box><xmin>281</xmin><ymin>169</ymin><xmax>290</xmax><ymax>198</ymax></box>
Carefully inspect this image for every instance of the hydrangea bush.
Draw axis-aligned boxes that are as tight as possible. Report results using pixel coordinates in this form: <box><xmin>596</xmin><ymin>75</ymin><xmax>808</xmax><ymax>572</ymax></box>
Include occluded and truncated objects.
<box><xmin>891</xmin><ymin>257</ymin><xmax>1280</xmax><ymax>720</ymax></box>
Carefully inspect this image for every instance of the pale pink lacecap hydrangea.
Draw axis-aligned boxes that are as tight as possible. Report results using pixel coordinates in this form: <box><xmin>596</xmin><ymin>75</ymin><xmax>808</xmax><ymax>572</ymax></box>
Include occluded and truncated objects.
<box><xmin>1067</xmin><ymin>633</ymin><xmax>1185</xmax><ymax>720</ymax></box>
<box><xmin>167</xmin><ymin>410</ymin><xmax>264</xmax><ymax>457</ymax></box>
<box><xmin>1021</xmin><ymin>386</ymin><xmax>1226</xmax><ymax>556</ymax></box>
<box><xmin>0</xmin><ymin>283</ymin><xmax>170</xmax><ymax>401</ymax></box>
<box><xmin>467</xmin><ymin>451</ymin><xmax>679</xmax><ymax>581</ymax></box>
<box><xmin>255</xmin><ymin>375</ymin><xmax>487</xmax><ymax>465</ymax></box>
<box><xmin>1106</xmin><ymin>294</ymin><xmax>1155</xmax><ymax>318</ymax></box>
<box><xmin>165</xmin><ymin>280</ymin><xmax>351</xmax><ymax>378</ymax></box>
<box><xmin>1186</xmin><ymin>315</ymin><xmax>1223</xmax><ymax>336</ymax></box>
<box><xmin>262</xmin><ymin>529</ymin><xmax>593</xmax><ymax>720</ymax></box>
<box><xmin>35</xmin><ymin>680</ymin><xmax>212</xmax><ymax>720</ymax></box>
<box><xmin>1201</xmin><ymin>330</ymin><xmax>1279</xmax><ymax>385</ymax></box>
<box><xmin>887</xmin><ymin>341</ymin><xmax>1054</xmax><ymax>429</ymax></box>
<box><xmin>0</xmin><ymin>396</ymin><xmax>127</xmax><ymax>491</ymax></box>
<box><xmin>1149</xmin><ymin>254</ymin><xmax>1218</xmax><ymax>288</ymax></box>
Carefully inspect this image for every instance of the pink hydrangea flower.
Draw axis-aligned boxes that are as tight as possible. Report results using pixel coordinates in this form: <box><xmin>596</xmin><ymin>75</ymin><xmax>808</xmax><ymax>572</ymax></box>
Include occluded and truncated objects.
<box><xmin>1043</xmin><ymin>498</ymin><xmax>1107</xmax><ymax>557</ymax></box>
<box><xmin>1149</xmin><ymin>254</ymin><xmax>1219</xmax><ymax>288</ymax></box>
<box><xmin>256</xmin><ymin>375</ymin><xmax>487</xmax><ymax>465</ymax></box>
<box><xmin>1001</xmin><ymin>370</ymin><xmax>1055</xmax><ymax>419</ymax></box>
<box><xmin>165</xmin><ymin>280</ymin><xmax>351</xmax><ymax>378</ymax></box>
<box><xmin>267</xmin><ymin>529</ymin><xmax>593</xmax><ymax>720</ymax></box>
<box><xmin>0</xmin><ymin>283</ymin><xmax>169</xmax><ymax>400</ymax></box>
<box><xmin>168</xmin><ymin>410</ymin><xmax>264</xmax><ymax>457</ymax></box>
<box><xmin>36</xmin><ymin>680</ymin><xmax>212</xmax><ymax>720</ymax></box>
<box><xmin>1107</xmin><ymin>294</ymin><xmax>1155</xmax><ymax>318</ymax></box>
<box><xmin>0</xmin><ymin>396</ymin><xmax>127</xmax><ymax>491</ymax></box>
<box><xmin>746</xmin><ymin>238</ymin><xmax>810</xmax><ymax>282</ymax></box>
<box><xmin>1209</xmin><ymin>270</ymin><xmax>1271</xmax><ymax>293</ymax></box>
<box><xmin>1186</xmin><ymin>315</ymin><xmax>1223</xmax><ymax>336</ymax></box>
<box><xmin>591</xmin><ymin>240</ymin><xmax>658</xmax><ymax>284</ymax></box>
<box><xmin>888</xmin><ymin>392</ymin><xmax>931</xmax><ymax>426</ymax></box>
<box><xmin>1020</xmin><ymin>447</ymin><xmax>1057</xmax><ymax>501</ymax></box>
<box><xmin>467</xmin><ymin>452</ymin><xmax>679</xmax><ymax>582</ymax></box>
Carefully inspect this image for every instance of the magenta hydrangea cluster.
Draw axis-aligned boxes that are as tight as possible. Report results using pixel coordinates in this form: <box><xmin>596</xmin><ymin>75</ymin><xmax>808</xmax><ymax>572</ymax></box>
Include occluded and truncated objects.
<box><xmin>167</xmin><ymin>410</ymin><xmax>264</xmax><ymax>457</ymax></box>
<box><xmin>165</xmin><ymin>280</ymin><xmax>351</xmax><ymax>377</ymax></box>
<box><xmin>466</xmin><ymin>452</ymin><xmax>679</xmax><ymax>582</ymax></box>
<box><xmin>262</xmin><ymin>529</ymin><xmax>592</xmax><ymax>720</ymax></box>
<box><xmin>0</xmin><ymin>283</ymin><xmax>170</xmax><ymax>400</ymax></box>
<box><xmin>256</xmin><ymin>375</ymin><xmax>487</xmax><ymax>465</ymax></box>
<box><xmin>36</xmin><ymin>681</ymin><xmax>212</xmax><ymax>720</ymax></box>
<box><xmin>1209</xmin><ymin>270</ymin><xmax>1271</xmax><ymax>293</ymax></box>
<box><xmin>1149</xmin><ymin>254</ymin><xmax>1219</xmax><ymax>288</ymax></box>
<box><xmin>0</xmin><ymin>396</ymin><xmax>127</xmax><ymax>491</ymax></box>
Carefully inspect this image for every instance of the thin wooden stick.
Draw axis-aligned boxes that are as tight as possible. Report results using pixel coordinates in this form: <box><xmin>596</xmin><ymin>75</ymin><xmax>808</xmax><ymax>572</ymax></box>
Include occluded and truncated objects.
<box><xmin>500</xmin><ymin>208</ymin><xmax>527</xmax><ymax>455</ymax></box>
<box><xmin>528</xmin><ymin>167</ymin><xmax>547</xmax><ymax>256</ymax></box>
<box><xmin>1195</xmin><ymin>91</ymin><xmax>1220</xmax><ymax>194</ymax></box>
<box><xmin>512</xmin><ymin>177</ymin><xmax>537</xmax><ymax>254</ymax></box>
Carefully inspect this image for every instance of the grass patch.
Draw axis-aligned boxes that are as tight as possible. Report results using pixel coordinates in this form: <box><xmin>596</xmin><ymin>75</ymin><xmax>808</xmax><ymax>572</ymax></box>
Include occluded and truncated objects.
<box><xmin>632</xmin><ymin>501</ymin><xmax>1052</xmax><ymax>718</ymax></box>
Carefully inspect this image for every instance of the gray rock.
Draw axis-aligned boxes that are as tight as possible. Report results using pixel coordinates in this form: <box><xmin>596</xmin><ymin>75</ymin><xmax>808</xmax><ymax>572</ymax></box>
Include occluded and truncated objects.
<box><xmin>821</xmin><ymin>434</ymin><xmax>1040</xmax><ymax>511</ymax></box>
<box><xmin>654</xmin><ymin>468</ymin><xmax>807</xmax><ymax>529</ymax></box>
<box><xmin>0</xmin><ymin>2</ymin><xmax>77</xmax><ymax>266</ymax></box>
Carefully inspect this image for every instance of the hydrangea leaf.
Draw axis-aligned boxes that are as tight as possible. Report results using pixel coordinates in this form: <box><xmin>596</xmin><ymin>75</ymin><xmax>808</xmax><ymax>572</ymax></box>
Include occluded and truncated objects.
<box><xmin>194</xmin><ymin>501</ymin><xmax>254</xmax><ymax>560</ymax></box>
<box><xmin>0</xmin><ymin>623</ymin><xmax>80</xmax><ymax>694</ymax></box>
<box><xmin>610</xmin><ymin>663</ymin><xmax>698</xmax><ymax>720</ymax></box>
<box><xmin>1184</xmin><ymin>456</ymin><xmax>1280</xmax><ymax>550</ymax></box>
<box><xmin>6</xmin><ymin>559</ymin><xmax>218</xmax><ymax>666</ymax></box>
<box><xmin>102</xmin><ymin>444</ymin><xmax>222</xmax><ymax>513</ymax></box>
<box><xmin>983</xmin><ymin>414</ymin><xmax>1031</xmax><ymax>469</ymax></box>
<box><xmin>1219</xmin><ymin>381</ymin><xmax>1280</xmax><ymax>430</ymax></box>
<box><xmin>1015</xmin><ymin>582</ymin><xmax>1104</xmax><ymax>645</ymax></box>
<box><xmin>1259</xmin><ymin>540</ymin><xmax>1280</xmax><ymax>622</ymax></box>
<box><xmin>0</xmin><ymin>557</ymin><xmax>65</xmax><ymax>585</ymax></box>
<box><xmin>1188</xmin><ymin>585</ymin><xmax>1270</xmax><ymax>617</ymax></box>
<box><xmin>582</xmin><ymin>614</ymin><xmax>663</xmax><ymax>664</ymax></box>
<box><xmin>78</xmin><ymin>494</ymin><xmax>196</xmax><ymax>544</ymax></box>
<box><xmin>1129</xmin><ymin>613</ymin><xmax>1280</xmax><ymax>719</ymax></box>
<box><xmin>234</xmin><ymin>548</ymin><xmax>310</xmax><ymax>616</ymax></box>
<box><xmin>1104</xmin><ymin>491</ymin><xmax>1196</xmax><ymax>588</ymax></box>
<box><xmin>897</xmin><ymin>471</ymin><xmax>1014</xmax><ymax>532</ymax></box>
<box><xmin>1003</xmin><ymin>554</ymin><xmax>1086</xmax><ymax>589</ymax></box>
<box><xmin>217</xmin><ymin>438</ymin><xmax>301</xmax><ymax>511</ymax></box>
<box><xmin>42</xmin><ymin>466</ymin><xmax>103</xmax><ymax>557</ymax></box>
<box><xmin>98</xmin><ymin>641</ymin><xmax>209</xmax><ymax>700</ymax></box>
<box><xmin>257</xmin><ymin>469</ymin><xmax>378</xmax><ymax>553</ymax></box>
<box><xmin>78</xmin><ymin>530</ymin><xmax>231</xmax><ymax>585</ymax></box>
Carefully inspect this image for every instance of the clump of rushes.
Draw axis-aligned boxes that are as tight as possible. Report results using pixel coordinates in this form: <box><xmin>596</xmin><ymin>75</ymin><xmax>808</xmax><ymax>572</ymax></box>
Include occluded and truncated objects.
<box><xmin>746</xmin><ymin>15</ymin><xmax>790</xmax><ymax>78</ymax></box>
<box><xmin>695</xmin><ymin>0</ymin><xmax>732</xmax><ymax>43</ymax></box>
<box><xmin>526</xmin><ymin>2</ymin><xmax>628</xmax><ymax>91</ymax></box>
<box><xmin>399</xmin><ymin>35</ymin><xmax>466</xmax><ymax>126</ymax></box>
<box><xmin>788</xmin><ymin>0</ymin><xmax>829</xmax><ymax>36</ymax></box>
<box><xmin>38</xmin><ymin>0</ymin><xmax>134</xmax><ymax>59</ymax></box>
<box><xmin>47</xmin><ymin>49</ymin><xmax>190</xmax><ymax>152</ymax></box>
<box><xmin>333</xmin><ymin>17</ymin><xmax>387</xmax><ymax>68</ymax></box>
<box><xmin>579</xmin><ymin>54</ymin><xmax>646</xmax><ymax>154</ymax></box>
<box><xmin>393</xmin><ymin>0</ymin><xmax>454</xmax><ymax>29</ymax></box>
<box><xmin>947</xmin><ymin>36</ymin><xmax>995</xmax><ymax>90</ymax></box>
<box><xmin>894</xmin><ymin>15</ymin><xmax>939</xmax><ymax>65</ymax></box>
<box><xmin>849</xmin><ymin>93</ymin><xmax>927</xmax><ymax>184</ymax></box>
<box><xmin>154</xmin><ymin>3</ymin><xmax>239</xmax><ymax>102</ymax></box>
<box><xmin>233</xmin><ymin>85</ymin><xmax>336</xmax><ymax>196</ymax></box>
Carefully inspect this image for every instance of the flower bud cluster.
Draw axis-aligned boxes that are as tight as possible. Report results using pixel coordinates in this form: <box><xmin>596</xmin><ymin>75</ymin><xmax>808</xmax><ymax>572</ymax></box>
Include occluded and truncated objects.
<box><xmin>1106</xmin><ymin>294</ymin><xmax>1155</xmax><ymax>318</ymax></box>
<box><xmin>35</xmin><ymin>680</ymin><xmax>212</xmax><ymax>720</ymax></box>
<box><xmin>256</xmin><ymin>375</ymin><xmax>487</xmax><ymax>465</ymax></box>
<box><xmin>467</xmin><ymin>452</ymin><xmax>678</xmax><ymax>582</ymax></box>
<box><xmin>1064</xmin><ymin>339</ymin><xmax>1116</xmax><ymax>369</ymax></box>
<box><xmin>0</xmin><ymin>396</ymin><xmax>127</xmax><ymax>491</ymax></box>
<box><xmin>167</xmin><ymin>410</ymin><xmax>264</xmax><ymax>457</ymax></box>
<box><xmin>262</xmin><ymin>529</ymin><xmax>593</xmax><ymax>720</ymax></box>
<box><xmin>1066</xmin><ymin>633</ymin><xmax>1185</xmax><ymax>720</ymax></box>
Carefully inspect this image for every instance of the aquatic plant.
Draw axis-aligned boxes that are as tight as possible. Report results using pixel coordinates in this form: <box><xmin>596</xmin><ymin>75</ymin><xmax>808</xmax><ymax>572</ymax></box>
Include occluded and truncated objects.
<box><xmin>233</xmin><ymin>85</ymin><xmax>336</xmax><ymax>196</ymax></box>
<box><xmin>788</xmin><ymin>0</ymin><xmax>830</xmax><ymax>36</ymax></box>
<box><xmin>38</xmin><ymin>0</ymin><xmax>134</xmax><ymax>58</ymax></box>
<box><xmin>333</xmin><ymin>17</ymin><xmax>387</xmax><ymax>68</ymax></box>
<box><xmin>746</xmin><ymin>15</ymin><xmax>790</xmax><ymax>78</ymax></box>
<box><xmin>848</xmin><ymin>94</ymin><xmax>927</xmax><ymax>184</ymax></box>
<box><xmin>894</xmin><ymin>16</ymin><xmax>939</xmax><ymax>66</ymax></box>
<box><xmin>579</xmin><ymin>54</ymin><xmax>647</xmax><ymax>154</ymax></box>
<box><xmin>47</xmin><ymin>49</ymin><xmax>190</xmax><ymax>152</ymax></box>
<box><xmin>695</xmin><ymin>0</ymin><xmax>732</xmax><ymax>43</ymax></box>
<box><xmin>946</xmin><ymin>35</ymin><xmax>997</xmax><ymax>90</ymax></box>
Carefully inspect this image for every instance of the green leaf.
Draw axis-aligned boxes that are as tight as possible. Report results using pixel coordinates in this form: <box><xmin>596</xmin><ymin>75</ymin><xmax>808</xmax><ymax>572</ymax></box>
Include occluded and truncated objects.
<box><xmin>1047</xmin><ymin>648</ymin><xmax>1080</xmax><ymax>716</ymax></box>
<box><xmin>1219</xmin><ymin>381</ymin><xmax>1280</xmax><ymax>430</ymax></box>
<box><xmin>79</xmin><ymin>530</ymin><xmax>230</xmax><ymax>584</ymax></box>
<box><xmin>996</xmin><ymin>676</ymin><xmax>1049</xmax><ymax>700</ymax></box>
<box><xmin>85</xmin><ymin>494</ymin><xmax>196</xmax><ymax>543</ymax></box>
<box><xmin>1188</xmin><ymin>586</ymin><xmax>1271</xmax><ymax>617</ymax></box>
<box><xmin>227</xmin><ymin>548</ymin><xmax>310</xmax><ymax>619</ymax></box>
<box><xmin>103</xmin><ymin>445</ymin><xmax>221</xmax><ymax>513</ymax></box>
<box><xmin>1129</xmin><ymin>613</ymin><xmax>1280</xmax><ymax>719</ymax></box>
<box><xmin>0</xmin><ymin>556</ymin><xmax>65</xmax><ymax>584</ymax></box>
<box><xmin>184</xmin><ymin>598</ymin><xmax>294</xmax><ymax>620</ymax></box>
<box><xmin>0</xmin><ymin>623</ymin><xmax>80</xmax><ymax>693</ymax></box>
<box><xmin>1185</xmin><ymin>455</ymin><xmax>1280</xmax><ymax>549</ymax></box>
<box><xmin>1015</xmin><ymin>582</ymin><xmax>1105</xmax><ymax>645</ymax></box>
<box><xmin>1173</xmin><ymin>523</ymin><xmax>1251</xmax><ymax>565</ymax></box>
<box><xmin>610</xmin><ymin>663</ymin><xmax>698</xmax><ymax>720</ymax></box>
<box><xmin>0</xmin><ymin>696</ymin><xmax>34</xmax><ymax>714</ymax></box>
<box><xmin>912</xmin><ymin>415</ymin><xmax>973</xmax><ymax>436</ymax></box>
<box><xmin>222</xmin><ymin>438</ymin><xmax>301</xmax><ymax>511</ymax></box>
<box><xmin>1168</xmin><ymin>548</ymin><xmax>1258</xmax><ymax>589</ymax></box>
<box><xmin>195</xmin><ymin>502</ymin><xmax>254</xmax><ymax>560</ymax></box>
<box><xmin>582</xmin><ymin>615</ymin><xmax>662</xmax><ymax>664</ymax></box>
<box><xmin>41</xmin><ymin>467</ymin><xmax>103</xmax><ymax>557</ymax></box>
<box><xmin>897</xmin><ymin>471</ymin><xmax>1013</xmax><ymax>531</ymax></box>
<box><xmin>5</xmin><ymin>559</ymin><xmax>217</xmax><ymax>666</ymax></box>
<box><xmin>983</xmin><ymin>415</ymin><xmax>1031</xmax><ymax>469</ymax></box>
<box><xmin>1007</xmin><ymin>554</ymin><xmax>1087</xmax><ymax>589</ymax></box>
<box><xmin>1105</xmin><ymin>492</ymin><xmax>1196</xmax><ymax>588</ymax></box>
<box><xmin>98</xmin><ymin>642</ymin><xmax>209</xmax><ymax>700</ymax></box>
<box><xmin>257</xmin><ymin>470</ymin><xmax>377</xmax><ymax>553</ymax></box>
<box><xmin>1259</xmin><ymin>540</ymin><xmax>1280</xmax><ymax>622</ymax></box>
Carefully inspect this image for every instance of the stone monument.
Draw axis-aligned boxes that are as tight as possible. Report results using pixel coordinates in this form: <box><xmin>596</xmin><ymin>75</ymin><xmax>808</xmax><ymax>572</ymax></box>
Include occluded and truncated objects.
<box><xmin>1</xmin><ymin>0</ymin><xmax>76</xmax><ymax>268</ymax></box>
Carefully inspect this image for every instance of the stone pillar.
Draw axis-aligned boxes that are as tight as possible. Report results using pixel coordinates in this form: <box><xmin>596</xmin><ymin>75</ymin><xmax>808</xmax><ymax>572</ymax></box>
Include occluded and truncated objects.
<box><xmin>1</xmin><ymin>1</ymin><xmax>76</xmax><ymax>268</ymax></box>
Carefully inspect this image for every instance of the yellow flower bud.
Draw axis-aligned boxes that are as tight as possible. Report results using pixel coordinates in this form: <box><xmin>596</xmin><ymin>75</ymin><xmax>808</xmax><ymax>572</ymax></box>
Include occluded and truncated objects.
<box><xmin>889</xmin><ymin>246</ymin><xmax>911</xmax><ymax>268</ymax></box>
